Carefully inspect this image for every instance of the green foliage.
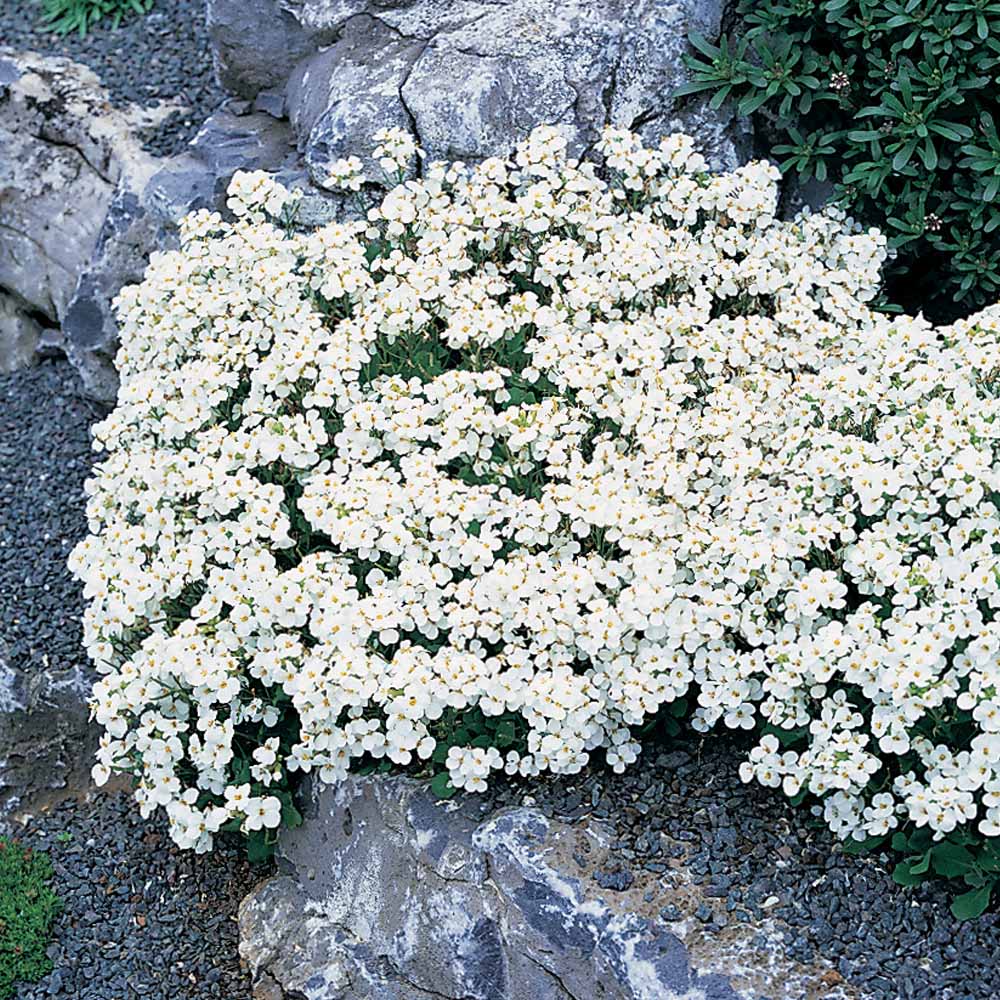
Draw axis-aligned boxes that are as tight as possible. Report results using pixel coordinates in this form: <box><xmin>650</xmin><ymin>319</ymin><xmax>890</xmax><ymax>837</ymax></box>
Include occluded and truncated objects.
<box><xmin>836</xmin><ymin>821</ymin><xmax>1000</xmax><ymax>920</ymax></box>
<box><xmin>678</xmin><ymin>0</ymin><xmax>1000</xmax><ymax>321</ymax></box>
<box><xmin>39</xmin><ymin>0</ymin><xmax>155</xmax><ymax>36</ymax></box>
<box><xmin>892</xmin><ymin>828</ymin><xmax>999</xmax><ymax>919</ymax></box>
<box><xmin>0</xmin><ymin>841</ymin><xmax>61</xmax><ymax>998</ymax></box>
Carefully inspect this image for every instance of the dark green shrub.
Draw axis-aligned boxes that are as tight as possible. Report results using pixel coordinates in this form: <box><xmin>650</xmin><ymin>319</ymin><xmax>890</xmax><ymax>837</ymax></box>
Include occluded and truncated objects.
<box><xmin>678</xmin><ymin>0</ymin><xmax>1000</xmax><ymax>321</ymax></box>
<box><xmin>0</xmin><ymin>841</ymin><xmax>60</xmax><ymax>998</ymax></box>
<box><xmin>39</xmin><ymin>0</ymin><xmax>155</xmax><ymax>35</ymax></box>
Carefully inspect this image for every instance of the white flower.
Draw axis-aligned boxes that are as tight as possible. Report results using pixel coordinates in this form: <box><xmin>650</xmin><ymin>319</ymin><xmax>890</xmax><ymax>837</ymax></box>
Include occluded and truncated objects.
<box><xmin>242</xmin><ymin>795</ymin><xmax>282</xmax><ymax>832</ymax></box>
<box><xmin>326</xmin><ymin>156</ymin><xmax>365</xmax><ymax>192</ymax></box>
<box><xmin>72</xmin><ymin>124</ymin><xmax>1000</xmax><ymax>853</ymax></box>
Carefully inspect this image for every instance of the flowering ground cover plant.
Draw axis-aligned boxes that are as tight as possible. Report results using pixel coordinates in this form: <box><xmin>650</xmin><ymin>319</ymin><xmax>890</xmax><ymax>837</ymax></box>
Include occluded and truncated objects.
<box><xmin>71</xmin><ymin>125</ymin><xmax>1000</xmax><ymax>914</ymax></box>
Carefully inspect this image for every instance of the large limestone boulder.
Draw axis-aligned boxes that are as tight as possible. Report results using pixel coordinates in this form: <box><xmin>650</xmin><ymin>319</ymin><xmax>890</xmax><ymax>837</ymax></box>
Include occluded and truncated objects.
<box><xmin>0</xmin><ymin>49</ymin><xmax>164</xmax><ymax>382</ymax></box>
<box><xmin>208</xmin><ymin>0</ymin><xmax>751</xmax><ymax>189</ymax></box>
<box><xmin>207</xmin><ymin>0</ymin><xmax>336</xmax><ymax>98</ymax></box>
<box><xmin>3</xmin><ymin>3</ymin><xmax>750</xmax><ymax>400</ymax></box>
<box><xmin>0</xmin><ymin>48</ymin><xmax>321</xmax><ymax>398</ymax></box>
<box><xmin>238</xmin><ymin>776</ymin><xmax>851</xmax><ymax>1000</ymax></box>
<box><xmin>0</xmin><ymin>291</ymin><xmax>44</xmax><ymax>374</ymax></box>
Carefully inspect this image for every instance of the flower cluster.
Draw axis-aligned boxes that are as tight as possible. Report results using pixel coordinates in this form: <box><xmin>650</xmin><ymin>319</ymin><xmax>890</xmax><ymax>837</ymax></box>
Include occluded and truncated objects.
<box><xmin>71</xmin><ymin>125</ymin><xmax>1000</xmax><ymax>856</ymax></box>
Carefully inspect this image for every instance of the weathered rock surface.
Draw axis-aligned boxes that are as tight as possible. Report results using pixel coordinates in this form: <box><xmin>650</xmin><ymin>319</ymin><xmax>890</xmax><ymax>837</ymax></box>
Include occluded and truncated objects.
<box><xmin>0</xmin><ymin>49</ymin><xmax>165</xmax><ymax>385</ymax></box>
<box><xmin>0</xmin><ymin>636</ymin><xmax>94</xmax><ymax>825</ymax></box>
<box><xmin>286</xmin><ymin>14</ymin><xmax>425</xmax><ymax>184</ymax></box>
<box><xmin>0</xmin><ymin>291</ymin><xmax>45</xmax><ymax>374</ymax></box>
<box><xmin>238</xmin><ymin>776</ymin><xmax>854</xmax><ymax>1000</ymax></box>
<box><xmin>62</xmin><ymin>106</ymin><xmax>321</xmax><ymax>399</ymax></box>
<box><xmin>208</xmin><ymin>0</ymin><xmax>752</xmax><ymax>186</ymax></box>
<box><xmin>207</xmin><ymin>0</ymin><xmax>336</xmax><ymax>99</ymax></box>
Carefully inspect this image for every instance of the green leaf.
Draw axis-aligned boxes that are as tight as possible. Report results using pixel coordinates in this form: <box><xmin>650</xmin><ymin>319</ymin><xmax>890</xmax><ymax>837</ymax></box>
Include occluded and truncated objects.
<box><xmin>951</xmin><ymin>883</ymin><xmax>993</xmax><ymax>921</ymax></box>
<box><xmin>841</xmin><ymin>834</ymin><xmax>887</xmax><ymax>856</ymax></box>
<box><xmin>672</xmin><ymin>80</ymin><xmax>725</xmax><ymax>99</ymax></box>
<box><xmin>921</xmin><ymin>137</ymin><xmax>939</xmax><ymax>171</ymax></box>
<box><xmin>739</xmin><ymin>90</ymin><xmax>773</xmax><ymax>115</ymax></box>
<box><xmin>892</xmin><ymin>859</ymin><xmax>926</xmax><ymax>886</ymax></box>
<box><xmin>430</xmin><ymin>771</ymin><xmax>457</xmax><ymax>799</ymax></box>
<box><xmin>929</xmin><ymin>121</ymin><xmax>973</xmax><ymax>141</ymax></box>
<box><xmin>893</xmin><ymin>139</ymin><xmax>919</xmax><ymax>171</ymax></box>
<box><xmin>708</xmin><ymin>85</ymin><xmax>733</xmax><ymax>110</ymax></box>
<box><xmin>687</xmin><ymin>31</ymin><xmax>721</xmax><ymax>60</ymax></box>
<box><xmin>496</xmin><ymin>719</ymin><xmax>517</xmax><ymax>746</ymax></box>
<box><xmin>280</xmin><ymin>797</ymin><xmax>303</xmax><ymax>830</ymax></box>
<box><xmin>668</xmin><ymin>697</ymin><xmax>688</xmax><ymax>717</ymax></box>
<box><xmin>246</xmin><ymin>832</ymin><xmax>274</xmax><ymax>865</ymax></box>
<box><xmin>898</xmin><ymin>71</ymin><xmax>913</xmax><ymax>105</ymax></box>
<box><xmin>931</xmin><ymin>843</ymin><xmax>977</xmax><ymax>878</ymax></box>
<box><xmin>761</xmin><ymin>723</ymin><xmax>809</xmax><ymax>748</ymax></box>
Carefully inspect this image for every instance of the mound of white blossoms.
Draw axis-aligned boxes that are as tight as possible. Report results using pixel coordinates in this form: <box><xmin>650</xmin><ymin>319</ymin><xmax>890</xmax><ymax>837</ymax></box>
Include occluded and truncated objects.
<box><xmin>71</xmin><ymin>125</ymin><xmax>1000</xmax><ymax>853</ymax></box>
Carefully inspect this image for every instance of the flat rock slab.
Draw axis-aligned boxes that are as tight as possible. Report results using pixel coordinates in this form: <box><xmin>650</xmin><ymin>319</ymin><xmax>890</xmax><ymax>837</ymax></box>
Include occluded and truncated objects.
<box><xmin>239</xmin><ymin>776</ymin><xmax>859</xmax><ymax>1000</ymax></box>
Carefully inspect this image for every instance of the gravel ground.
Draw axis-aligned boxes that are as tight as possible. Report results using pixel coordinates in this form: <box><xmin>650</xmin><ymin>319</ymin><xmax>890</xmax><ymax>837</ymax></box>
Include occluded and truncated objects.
<box><xmin>0</xmin><ymin>0</ymin><xmax>225</xmax><ymax>155</ymax></box>
<box><xmin>0</xmin><ymin>360</ymin><xmax>103</xmax><ymax>692</ymax></box>
<box><xmin>15</xmin><ymin>790</ymin><xmax>268</xmax><ymax>1000</ymax></box>
<box><xmin>487</xmin><ymin>737</ymin><xmax>1000</xmax><ymax>1000</ymax></box>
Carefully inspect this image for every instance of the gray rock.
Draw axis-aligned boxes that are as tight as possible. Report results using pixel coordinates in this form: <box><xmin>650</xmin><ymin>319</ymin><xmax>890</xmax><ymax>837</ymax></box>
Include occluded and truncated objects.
<box><xmin>0</xmin><ymin>291</ymin><xmax>43</xmax><ymax>374</ymax></box>
<box><xmin>189</xmin><ymin>107</ymin><xmax>298</xmax><ymax>178</ymax></box>
<box><xmin>206</xmin><ymin>0</ymin><xmax>336</xmax><ymax>99</ymax></box>
<box><xmin>286</xmin><ymin>14</ymin><xmax>424</xmax><ymax>185</ymax></box>
<box><xmin>63</xmin><ymin>108</ymin><xmax>304</xmax><ymax>400</ymax></box>
<box><xmin>399</xmin><ymin>27</ymin><xmax>581</xmax><ymax>164</ymax></box>
<box><xmin>207</xmin><ymin>0</ymin><xmax>752</xmax><ymax>173</ymax></box>
<box><xmin>0</xmin><ymin>49</ymin><xmax>164</xmax><ymax>384</ymax></box>
<box><xmin>253</xmin><ymin>87</ymin><xmax>288</xmax><ymax>119</ymax></box>
<box><xmin>0</xmin><ymin>54</ymin><xmax>114</xmax><ymax>336</ymax></box>
<box><xmin>0</xmin><ymin>636</ymin><xmax>94</xmax><ymax>825</ymax></box>
<box><xmin>782</xmin><ymin>175</ymin><xmax>837</xmax><ymax>217</ymax></box>
<box><xmin>238</xmin><ymin>775</ymin><xmax>825</xmax><ymax>1000</ymax></box>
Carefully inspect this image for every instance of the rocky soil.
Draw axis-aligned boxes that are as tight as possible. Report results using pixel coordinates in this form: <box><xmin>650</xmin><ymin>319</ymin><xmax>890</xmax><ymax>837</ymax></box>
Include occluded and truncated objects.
<box><xmin>16</xmin><ymin>790</ymin><xmax>268</xmax><ymax>1000</ymax></box>
<box><xmin>0</xmin><ymin>361</ymin><xmax>98</xmax><ymax>815</ymax></box>
<box><xmin>0</xmin><ymin>359</ymin><xmax>98</xmax><ymax>686</ymax></box>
